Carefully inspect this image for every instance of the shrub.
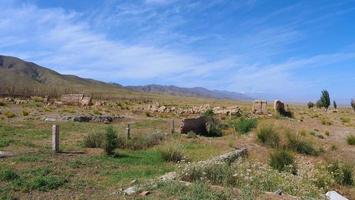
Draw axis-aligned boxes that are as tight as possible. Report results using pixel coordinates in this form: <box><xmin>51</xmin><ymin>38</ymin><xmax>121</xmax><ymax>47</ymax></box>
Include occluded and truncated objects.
<box><xmin>269</xmin><ymin>150</ymin><xmax>296</xmax><ymax>174</ymax></box>
<box><xmin>287</xmin><ymin>134</ymin><xmax>318</xmax><ymax>156</ymax></box>
<box><xmin>327</xmin><ymin>161</ymin><xmax>353</xmax><ymax>186</ymax></box>
<box><xmin>340</xmin><ymin>117</ymin><xmax>350</xmax><ymax>123</ymax></box>
<box><xmin>0</xmin><ymin>169</ymin><xmax>19</xmax><ymax>181</ymax></box>
<box><xmin>22</xmin><ymin>110</ymin><xmax>29</xmax><ymax>116</ymax></box>
<box><xmin>4</xmin><ymin>111</ymin><xmax>15</xmax><ymax>118</ymax></box>
<box><xmin>0</xmin><ymin>102</ymin><xmax>6</xmax><ymax>106</ymax></box>
<box><xmin>233</xmin><ymin>117</ymin><xmax>257</xmax><ymax>134</ymax></box>
<box><xmin>351</xmin><ymin>99</ymin><xmax>355</xmax><ymax>111</ymax></box>
<box><xmin>206</xmin><ymin>121</ymin><xmax>223</xmax><ymax>137</ymax></box>
<box><xmin>307</xmin><ymin>102</ymin><xmax>314</xmax><ymax>109</ymax></box>
<box><xmin>160</xmin><ymin>145</ymin><xmax>185</xmax><ymax>162</ymax></box>
<box><xmin>346</xmin><ymin>135</ymin><xmax>355</xmax><ymax>145</ymax></box>
<box><xmin>203</xmin><ymin>109</ymin><xmax>215</xmax><ymax>118</ymax></box>
<box><xmin>84</xmin><ymin>132</ymin><xmax>104</xmax><ymax>148</ymax></box>
<box><xmin>320</xmin><ymin>118</ymin><xmax>332</xmax><ymax>125</ymax></box>
<box><xmin>103</xmin><ymin>126</ymin><xmax>118</xmax><ymax>155</ymax></box>
<box><xmin>256</xmin><ymin>125</ymin><xmax>280</xmax><ymax>148</ymax></box>
<box><xmin>325</xmin><ymin>131</ymin><xmax>330</xmax><ymax>136</ymax></box>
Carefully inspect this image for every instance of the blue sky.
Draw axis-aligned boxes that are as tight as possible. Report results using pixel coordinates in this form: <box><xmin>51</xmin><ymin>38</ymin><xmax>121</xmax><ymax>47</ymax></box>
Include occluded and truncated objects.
<box><xmin>0</xmin><ymin>0</ymin><xmax>354</xmax><ymax>103</ymax></box>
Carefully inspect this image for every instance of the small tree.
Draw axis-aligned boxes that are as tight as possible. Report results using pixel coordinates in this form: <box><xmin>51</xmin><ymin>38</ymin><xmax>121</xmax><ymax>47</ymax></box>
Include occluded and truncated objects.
<box><xmin>351</xmin><ymin>99</ymin><xmax>355</xmax><ymax>111</ymax></box>
<box><xmin>333</xmin><ymin>101</ymin><xmax>337</xmax><ymax>109</ymax></box>
<box><xmin>104</xmin><ymin>126</ymin><xmax>118</xmax><ymax>155</ymax></box>
<box><xmin>307</xmin><ymin>102</ymin><xmax>314</xmax><ymax>109</ymax></box>
<box><xmin>320</xmin><ymin>90</ymin><xmax>330</xmax><ymax>111</ymax></box>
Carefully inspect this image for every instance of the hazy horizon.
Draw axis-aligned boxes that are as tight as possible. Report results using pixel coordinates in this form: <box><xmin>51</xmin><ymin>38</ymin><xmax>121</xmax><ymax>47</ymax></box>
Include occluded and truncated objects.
<box><xmin>1</xmin><ymin>0</ymin><xmax>355</xmax><ymax>104</ymax></box>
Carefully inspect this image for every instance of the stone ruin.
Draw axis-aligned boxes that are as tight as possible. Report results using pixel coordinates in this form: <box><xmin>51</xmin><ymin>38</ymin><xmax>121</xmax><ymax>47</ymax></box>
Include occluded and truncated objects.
<box><xmin>273</xmin><ymin>99</ymin><xmax>285</xmax><ymax>113</ymax></box>
<box><xmin>180</xmin><ymin>116</ymin><xmax>208</xmax><ymax>135</ymax></box>
<box><xmin>147</xmin><ymin>103</ymin><xmax>241</xmax><ymax>116</ymax></box>
<box><xmin>60</xmin><ymin>94</ymin><xmax>92</xmax><ymax>106</ymax></box>
<box><xmin>252</xmin><ymin>100</ymin><xmax>268</xmax><ymax>114</ymax></box>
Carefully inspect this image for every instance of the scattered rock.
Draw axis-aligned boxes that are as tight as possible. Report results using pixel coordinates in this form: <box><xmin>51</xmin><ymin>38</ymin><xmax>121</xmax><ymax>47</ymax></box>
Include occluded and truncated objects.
<box><xmin>139</xmin><ymin>191</ymin><xmax>150</xmax><ymax>197</ymax></box>
<box><xmin>325</xmin><ymin>191</ymin><xmax>348</xmax><ymax>200</ymax></box>
<box><xmin>0</xmin><ymin>151</ymin><xmax>15</xmax><ymax>158</ymax></box>
<box><xmin>44</xmin><ymin>117</ymin><xmax>57</xmax><ymax>122</ymax></box>
<box><xmin>124</xmin><ymin>186</ymin><xmax>138</xmax><ymax>195</ymax></box>
<box><xmin>159</xmin><ymin>172</ymin><xmax>177</xmax><ymax>181</ymax></box>
<box><xmin>274</xmin><ymin>189</ymin><xmax>283</xmax><ymax>195</ymax></box>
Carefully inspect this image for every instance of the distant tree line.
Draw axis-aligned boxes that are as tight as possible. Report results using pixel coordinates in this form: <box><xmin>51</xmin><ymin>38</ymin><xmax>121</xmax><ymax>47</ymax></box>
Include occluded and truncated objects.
<box><xmin>308</xmin><ymin>90</ymin><xmax>354</xmax><ymax>111</ymax></box>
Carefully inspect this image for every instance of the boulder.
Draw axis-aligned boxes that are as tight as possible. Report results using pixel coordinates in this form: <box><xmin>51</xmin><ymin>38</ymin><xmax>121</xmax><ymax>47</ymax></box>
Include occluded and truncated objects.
<box><xmin>325</xmin><ymin>191</ymin><xmax>348</xmax><ymax>200</ymax></box>
<box><xmin>252</xmin><ymin>100</ymin><xmax>268</xmax><ymax>114</ymax></box>
<box><xmin>180</xmin><ymin>117</ymin><xmax>208</xmax><ymax>135</ymax></box>
<box><xmin>274</xmin><ymin>100</ymin><xmax>285</xmax><ymax>113</ymax></box>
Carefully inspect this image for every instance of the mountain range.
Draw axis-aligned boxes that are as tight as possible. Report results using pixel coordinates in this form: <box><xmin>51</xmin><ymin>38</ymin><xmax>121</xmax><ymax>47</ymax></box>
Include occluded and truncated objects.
<box><xmin>0</xmin><ymin>55</ymin><xmax>251</xmax><ymax>100</ymax></box>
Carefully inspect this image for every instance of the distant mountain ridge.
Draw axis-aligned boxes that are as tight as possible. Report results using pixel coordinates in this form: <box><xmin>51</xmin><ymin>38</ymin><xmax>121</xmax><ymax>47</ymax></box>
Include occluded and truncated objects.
<box><xmin>126</xmin><ymin>84</ymin><xmax>251</xmax><ymax>101</ymax></box>
<box><xmin>0</xmin><ymin>55</ymin><xmax>251</xmax><ymax>100</ymax></box>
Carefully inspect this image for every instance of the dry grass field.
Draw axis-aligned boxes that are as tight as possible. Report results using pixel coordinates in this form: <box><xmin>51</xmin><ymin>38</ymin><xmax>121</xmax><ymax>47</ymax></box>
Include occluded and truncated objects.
<box><xmin>0</xmin><ymin>97</ymin><xmax>354</xmax><ymax>200</ymax></box>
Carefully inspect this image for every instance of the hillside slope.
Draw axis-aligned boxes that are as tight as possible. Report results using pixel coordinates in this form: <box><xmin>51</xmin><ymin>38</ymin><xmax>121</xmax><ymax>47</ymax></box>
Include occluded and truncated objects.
<box><xmin>0</xmin><ymin>55</ymin><xmax>134</xmax><ymax>97</ymax></box>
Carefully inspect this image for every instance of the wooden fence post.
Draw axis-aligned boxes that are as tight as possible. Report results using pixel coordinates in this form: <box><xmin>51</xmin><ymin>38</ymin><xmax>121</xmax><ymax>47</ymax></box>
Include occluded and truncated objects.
<box><xmin>52</xmin><ymin>125</ymin><xmax>59</xmax><ymax>153</ymax></box>
<box><xmin>171</xmin><ymin>119</ymin><xmax>175</xmax><ymax>134</ymax></box>
<box><xmin>126</xmin><ymin>124</ymin><xmax>131</xmax><ymax>139</ymax></box>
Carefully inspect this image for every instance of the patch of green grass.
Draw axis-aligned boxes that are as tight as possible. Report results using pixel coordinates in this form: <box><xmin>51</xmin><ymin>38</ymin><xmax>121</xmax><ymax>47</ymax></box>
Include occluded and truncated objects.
<box><xmin>233</xmin><ymin>117</ymin><xmax>257</xmax><ymax>134</ymax></box>
<box><xmin>340</xmin><ymin>117</ymin><xmax>351</xmax><ymax>123</ymax></box>
<box><xmin>0</xmin><ymin>169</ymin><xmax>19</xmax><ymax>181</ymax></box>
<box><xmin>346</xmin><ymin>135</ymin><xmax>355</xmax><ymax>145</ymax></box>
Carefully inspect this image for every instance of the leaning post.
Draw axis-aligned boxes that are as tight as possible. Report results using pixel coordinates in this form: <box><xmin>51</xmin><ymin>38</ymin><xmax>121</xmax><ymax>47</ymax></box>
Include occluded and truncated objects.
<box><xmin>171</xmin><ymin>119</ymin><xmax>175</xmax><ymax>134</ymax></box>
<box><xmin>52</xmin><ymin>125</ymin><xmax>60</xmax><ymax>153</ymax></box>
<box><xmin>126</xmin><ymin>124</ymin><xmax>131</xmax><ymax>140</ymax></box>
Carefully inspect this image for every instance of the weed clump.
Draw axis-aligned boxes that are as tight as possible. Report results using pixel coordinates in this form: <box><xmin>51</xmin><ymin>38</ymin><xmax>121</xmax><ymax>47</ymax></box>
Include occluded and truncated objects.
<box><xmin>4</xmin><ymin>111</ymin><xmax>15</xmax><ymax>118</ymax></box>
<box><xmin>256</xmin><ymin>125</ymin><xmax>280</xmax><ymax>148</ymax></box>
<box><xmin>287</xmin><ymin>134</ymin><xmax>318</xmax><ymax>156</ymax></box>
<box><xmin>160</xmin><ymin>145</ymin><xmax>185</xmax><ymax>162</ymax></box>
<box><xmin>84</xmin><ymin>132</ymin><xmax>104</xmax><ymax>148</ymax></box>
<box><xmin>233</xmin><ymin>117</ymin><xmax>257</xmax><ymax>134</ymax></box>
<box><xmin>269</xmin><ymin>150</ymin><xmax>296</xmax><ymax>174</ymax></box>
<box><xmin>327</xmin><ymin>161</ymin><xmax>353</xmax><ymax>186</ymax></box>
<box><xmin>22</xmin><ymin>110</ymin><xmax>29</xmax><ymax>116</ymax></box>
<box><xmin>346</xmin><ymin>135</ymin><xmax>355</xmax><ymax>145</ymax></box>
<box><xmin>0</xmin><ymin>169</ymin><xmax>19</xmax><ymax>181</ymax></box>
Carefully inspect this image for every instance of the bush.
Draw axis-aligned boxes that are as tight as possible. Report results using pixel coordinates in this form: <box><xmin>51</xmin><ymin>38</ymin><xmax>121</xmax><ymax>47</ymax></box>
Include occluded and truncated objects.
<box><xmin>287</xmin><ymin>134</ymin><xmax>318</xmax><ymax>156</ymax></box>
<box><xmin>22</xmin><ymin>110</ymin><xmax>29</xmax><ymax>116</ymax></box>
<box><xmin>160</xmin><ymin>145</ymin><xmax>185</xmax><ymax>162</ymax></box>
<box><xmin>0</xmin><ymin>169</ymin><xmax>19</xmax><ymax>181</ymax></box>
<box><xmin>202</xmin><ymin>109</ymin><xmax>215</xmax><ymax>118</ymax></box>
<box><xmin>233</xmin><ymin>117</ymin><xmax>257</xmax><ymax>134</ymax></box>
<box><xmin>84</xmin><ymin>132</ymin><xmax>104</xmax><ymax>148</ymax></box>
<box><xmin>327</xmin><ymin>161</ymin><xmax>353</xmax><ymax>186</ymax></box>
<box><xmin>256</xmin><ymin>125</ymin><xmax>280</xmax><ymax>148</ymax></box>
<box><xmin>269</xmin><ymin>150</ymin><xmax>296</xmax><ymax>174</ymax></box>
<box><xmin>346</xmin><ymin>135</ymin><xmax>355</xmax><ymax>145</ymax></box>
<box><xmin>103</xmin><ymin>126</ymin><xmax>118</xmax><ymax>155</ymax></box>
<box><xmin>0</xmin><ymin>102</ymin><xmax>6</xmax><ymax>106</ymax></box>
<box><xmin>4</xmin><ymin>111</ymin><xmax>15</xmax><ymax>118</ymax></box>
<box><xmin>307</xmin><ymin>102</ymin><xmax>314</xmax><ymax>109</ymax></box>
<box><xmin>351</xmin><ymin>99</ymin><xmax>355</xmax><ymax>111</ymax></box>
